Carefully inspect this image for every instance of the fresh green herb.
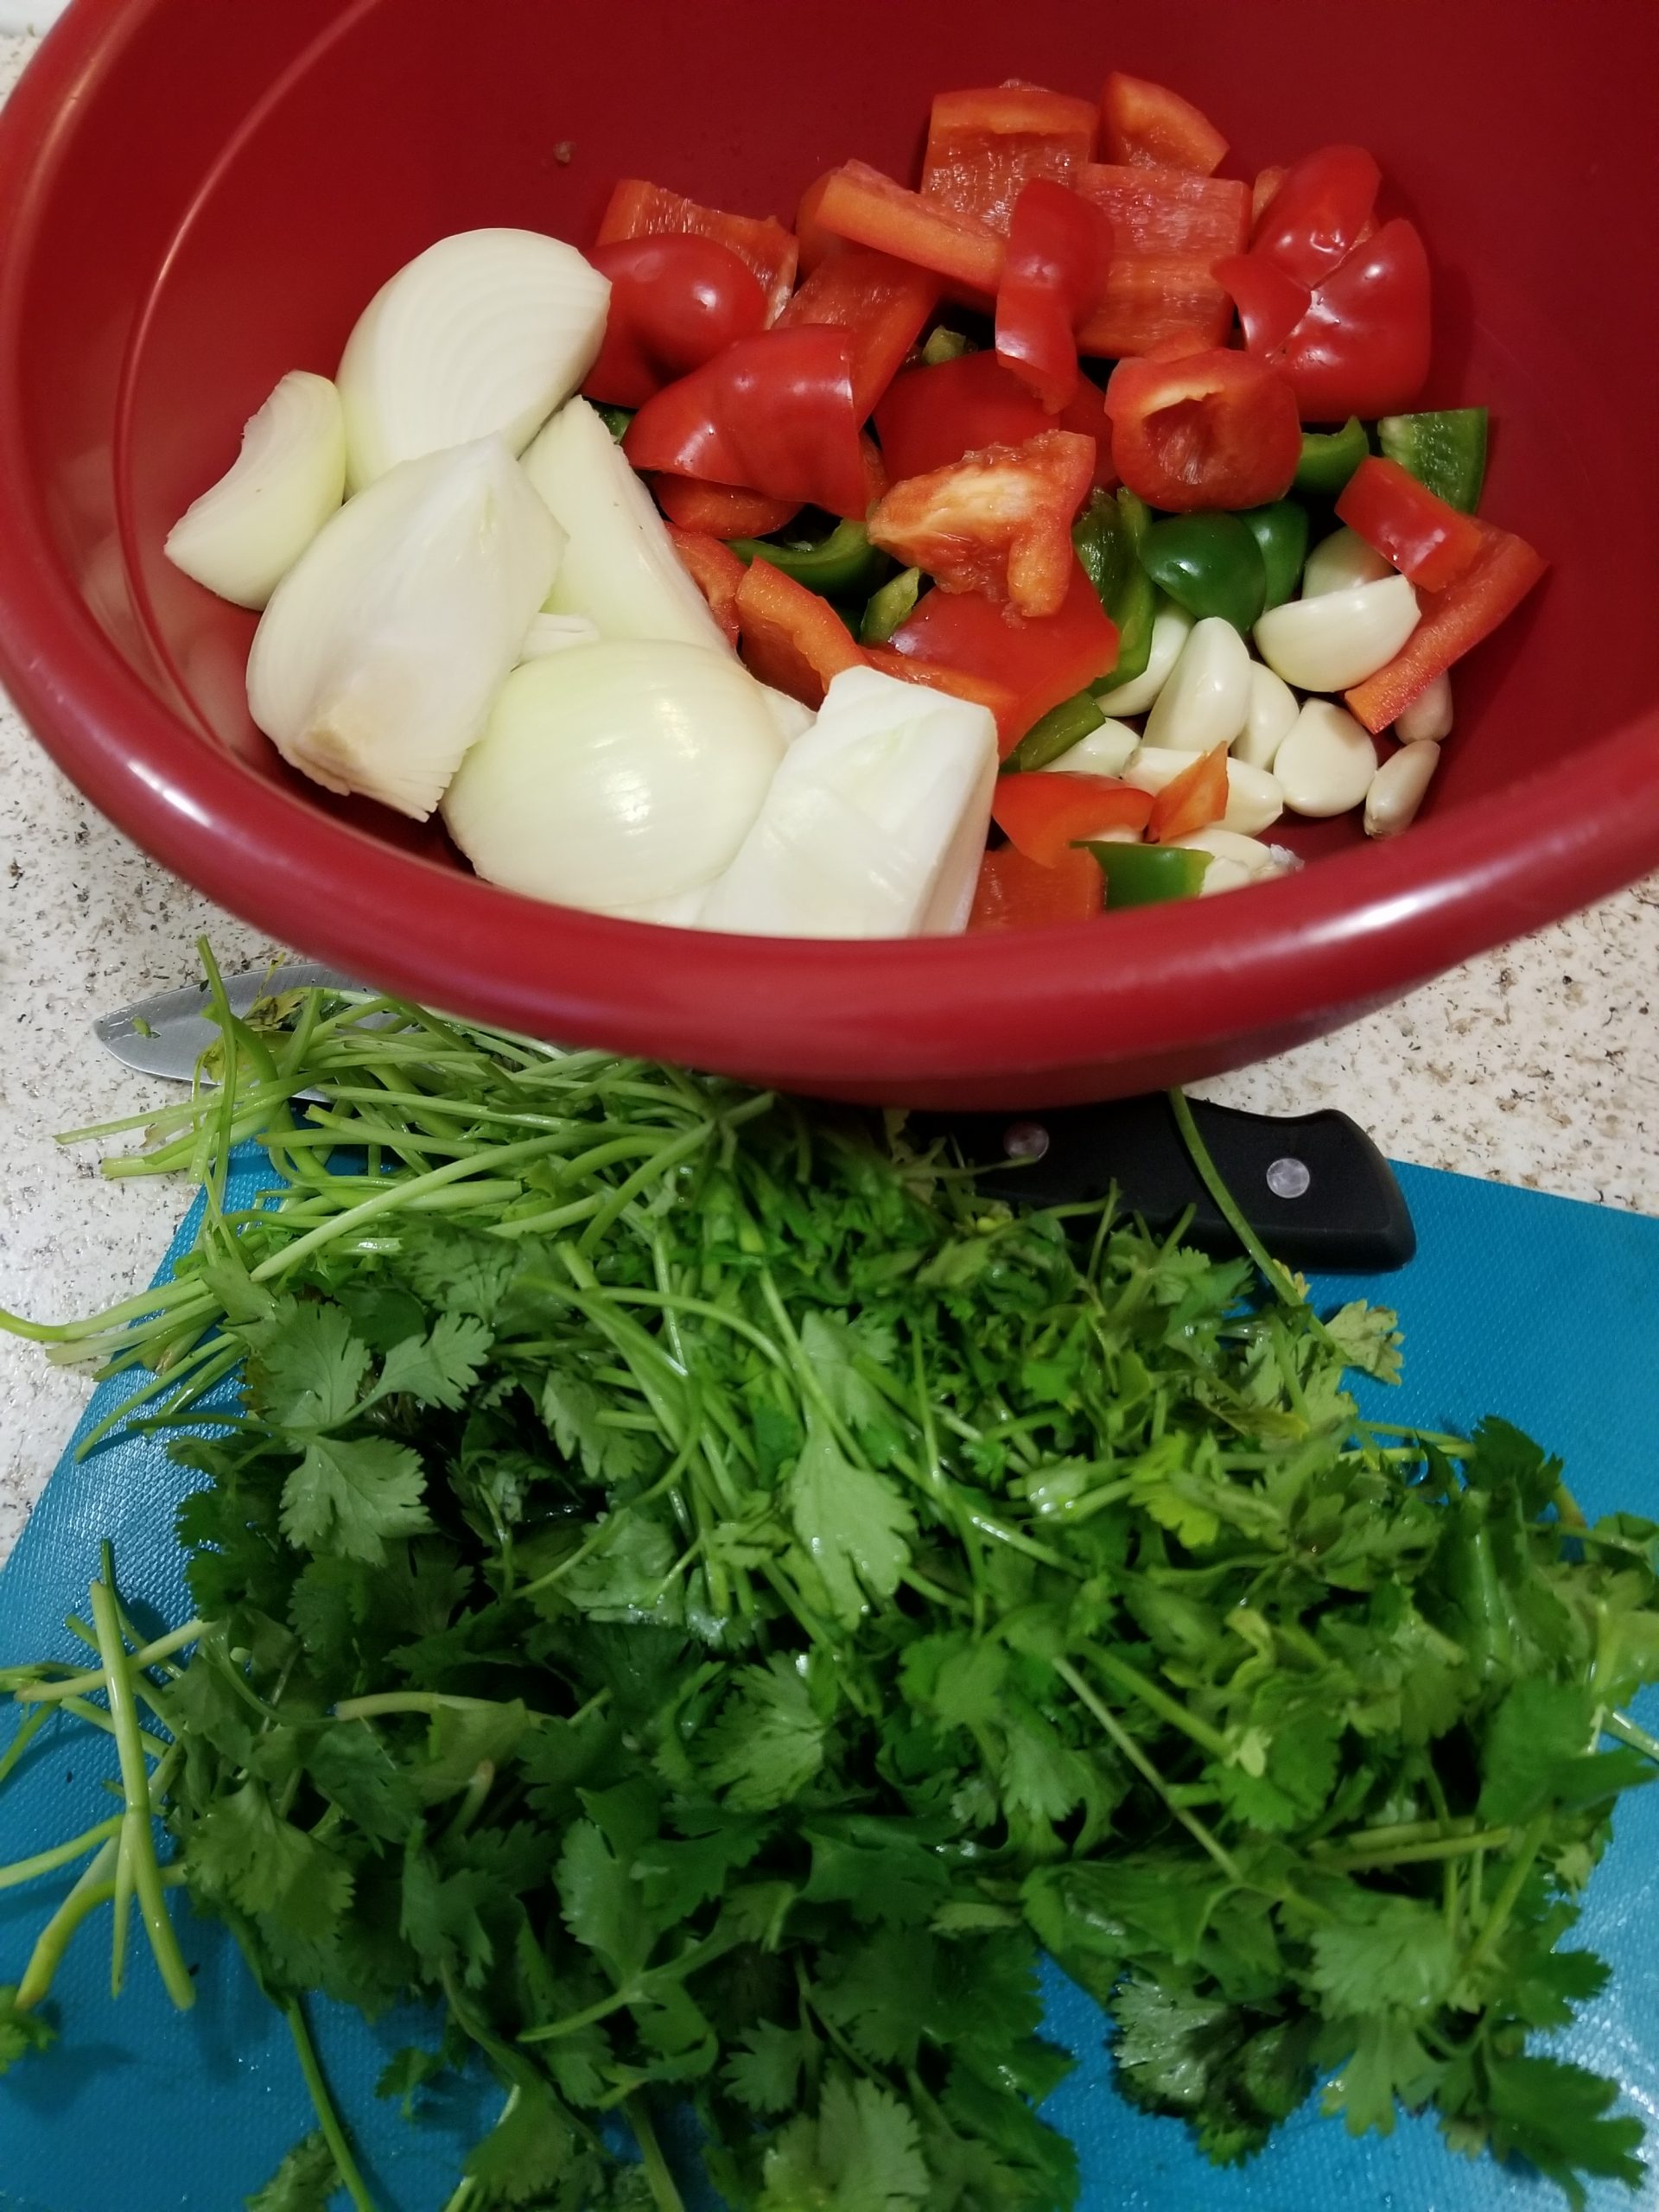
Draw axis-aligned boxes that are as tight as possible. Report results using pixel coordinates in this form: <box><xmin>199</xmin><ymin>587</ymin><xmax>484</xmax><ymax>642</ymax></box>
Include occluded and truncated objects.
<box><xmin>3</xmin><ymin>974</ymin><xmax>1656</xmax><ymax>2210</ymax></box>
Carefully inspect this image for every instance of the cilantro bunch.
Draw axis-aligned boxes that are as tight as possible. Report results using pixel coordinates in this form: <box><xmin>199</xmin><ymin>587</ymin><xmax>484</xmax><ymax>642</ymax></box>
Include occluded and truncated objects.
<box><xmin>3</xmin><ymin>975</ymin><xmax>1657</xmax><ymax>2212</ymax></box>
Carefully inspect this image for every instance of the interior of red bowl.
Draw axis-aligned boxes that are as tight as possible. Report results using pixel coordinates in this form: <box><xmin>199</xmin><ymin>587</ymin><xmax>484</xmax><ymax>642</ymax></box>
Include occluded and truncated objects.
<box><xmin>2</xmin><ymin>0</ymin><xmax>1657</xmax><ymax>1106</ymax></box>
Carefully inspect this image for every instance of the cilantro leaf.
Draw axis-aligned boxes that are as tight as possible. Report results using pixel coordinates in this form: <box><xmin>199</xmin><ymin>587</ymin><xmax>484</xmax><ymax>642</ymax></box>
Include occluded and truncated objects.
<box><xmin>556</xmin><ymin>1819</ymin><xmax>652</xmax><ymax>1983</ymax></box>
<box><xmin>243</xmin><ymin>2131</ymin><xmax>340</xmax><ymax>2212</ymax></box>
<box><xmin>1321</xmin><ymin>2011</ymin><xmax>1440</xmax><ymax>2136</ymax></box>
<box><xmin>543</xmin><ymin>1373</ymin><xmax>648</xmax><ymax>1487</ymax></box>
<box><xmin>1323</xmin><ymin>1300</ymin><xmax>1403</xmax><ymax>1384</ymax></box>
<box><xmin>244</xmin><ymin>1298</ymin><xmax>369</xmax><ymax>1432</ymax></box>
<box><xmin>0</xmin><ymin>1986</ymin><xmax>54</xmax><ymax>2073</ymax></box>
<box><xmin>1481</xmin><ymin>2053</ymin><xmax>1645</xmax><ymax>2206</ymax></box>
<box><xmin>725</xmin><ymin>2021</ymin><xmax>810</xmax><ymax>2114</ymax></box>
<box><xmin>1310</xmin><ymin>1894</ymin><xmax>1460</xmax><ymax>2018</ymax></box>
<box><xmin>279</xmin><ymin>1437</ymin><xmax>432</xmax><ymax>1563</ymax></box>
<box><xmin>464</xmin><ymin>2082</ymin><xmax>587</xmax><ymax>2205</ymax></box>
<box><xmin>699</xmin><ymin>1656</ymin><xmax>828</xmax><ymax>1812</ymax></box>
<box><xmin>375</xmin><ymin>1313</ymin><xmax>494</xmax><ymax>1409</ymax></box>
<box><xmin>787</xmin><ymin>1416</ymin><xmax>913</xmax><ymax>1629</ymax></box>
<box><xmin>1478</xmin><ymin>1678</ymin><xmax>1654</xmax><ymax>1825</ymax></box>
<box><xmin>760</xmin><ymin>2072</ymin><xmax>929</xmax><ymax>2212</ymax></box>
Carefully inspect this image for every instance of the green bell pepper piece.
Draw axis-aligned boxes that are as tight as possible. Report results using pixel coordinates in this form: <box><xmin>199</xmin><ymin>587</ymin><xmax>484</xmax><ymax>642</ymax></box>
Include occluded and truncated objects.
<box><xmin>1007</xmin><ymin>690</ymin><xmax>1106</xmax><ymax>773</ymax></box>
<box><xmin>1294</xmin><ymin>416</ymin><xmax>1368</xmax><ymax>497</ymax></box>
<box><xmin>1086</xmin><ymin>842</ymin><xmax>1211</xmax><ymax>909</ymax></box>
<box><xmin>1239</xmin><ymin>500</ymin><xmax>1309</xmax><ymax>610</ymax></box>
<box><xmin>731</xmin><ymin>518</ymin><xmax>888</xmax><ymax>598</ymax></box>
<box><xmin>594</xmin><ymin>404</ymin><xmax>633</xmax><ymax>443</ymax></box>
<box><xmin>1378</xmin><ymin>409</ymin><xmax>1489</xmax><ymax>513</ymax></box>
<box><xmin>860</xmin><ymin>566</ymin><xmax>923</xmax><ymax>645</ymax></box>
<box><xmin>1073</xmin><ymin>488</ymin><xmax>1156</xmax><ymax>696</ymax></box>
<box><xmin>922</xmin><ymin>326</ymin><xmax>976</xmax><ymax>365</ymax></box>
<box><xmin>1140</xmin><ymin>512</ymin><xmax>1266</xmax><ymax>632</ymax></box>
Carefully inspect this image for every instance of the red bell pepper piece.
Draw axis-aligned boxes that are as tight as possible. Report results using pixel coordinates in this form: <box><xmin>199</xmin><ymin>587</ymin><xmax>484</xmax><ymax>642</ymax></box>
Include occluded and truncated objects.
<box><xmin>665</xmin><ymin>526</ymin><xmax>745</xmax><ymax>645</ymax></box>
<box><xmin>1336</xmin><ymin>455</ymin><xmax>1486</xmax><ymax>592</ymax></box>
<box><xmin>991</xmin><ymin>772</ymin><xmax>1154</xmax><ymax>866</ymax></box>
<box><xmin>1147</xmin><ymin>746</ymin><xmax>1230</xmax><ymax>842</ymax></box>
<box><xmin>596</xmin><ymin>179</ymin><xmax>798</xmax><ymax>323</ymax></box>
<box><xmin>884</xmin><ymin>557</ymin><xmax>1120</xmax><ymax>755</ymax></box>
<box><xmin>795</xmin><ymin>170</ymin><xmax>838</xmax><ymax>277</ymax></box>
<box><xmin>921</xmin><ymin>84</ymin><xmax>1098</xmax><ymax>234</ymax></box>
<box><xmin>969</xmin><ymin>845</ymin><xmax>1103</xmax><ymax>930</ymax></box>
<box><xmin>735</xmin><ymin>558</ymin><xmax>865</xmax><ymax>709</ymax></box>
<box><xmin>812</xmin><ymin>161</ymin><xmax>1005</xmax><ymax>301</ymax></box>
<box><xmin>1271</xmin><ymin>219</ymin><xmax>1433</xmax><ymax>423</ymax></box>
<box><xmin>1077</xmin><ymin>257</ymin><xmax>1236</xmax><ymax>357</ymax></box>
<box><xmin>1251</xmin><ymin>165</ymin><xmax>1288</xmax><ymax>232</ymax></box>
<box><xmin>868</xmin><ymin>429</ymin><xmax>1097</xmax><ymax>620</ymax></box>
<box><xmin>874</xmin><ymin>352</ymin><xmax>1114</xmax><ymax>491</ymax></box>
<box><xmin>1104</xmin><ymin>347</ymin><xmax>1300</xmax><ymax>512</ymax></box>
<box><xmin>1344</xmin><ymin>522</ymin><xmax>1548</xmax><ymax>734</ymax></box>
<box><xmin>1075</xmin><ymin>162</ymin><xmax>1249</xmax><ymax>261</ymax></box>
<box><xmin>582</xmin><ymin>237</ymin><xmax>768</xmax><ymax>410</ymax></box>
<box><xmin>1101</xmin><ymin>73</ymin><xmax>1228</xmax><ymax>176</ymax></box>
<box><xmin>652</xmin><ymin>477</ymin><xmax>799</xmax><ymax>539</ymax></box>
<box><xmin>779</xmin><ymin>247</ymin><xmax>940</xmax><ymax>419</ymax></box>
<box><xmin>1249</xmin><ymin>146</ymin><xmax>1382</xmax><ymax>287</ymax></box>
<box><xmin>1212</xmin><ymin>252</ymin><xmax>1311</xmax><ymax>355</ymax></box>
<box><xmin>862</xmin><ymin>646</ymin><xmax>1023</xmax><ymax>750</ymax></box>
<box><xmin>995</xmin><ymin>180</ymin><xmax>1115</xmax><ymax>412</ymax></box>
<box><xmin>625</xmin><ymin>328</ymin><xmax>870</xmax><ymax>520</ymax></box>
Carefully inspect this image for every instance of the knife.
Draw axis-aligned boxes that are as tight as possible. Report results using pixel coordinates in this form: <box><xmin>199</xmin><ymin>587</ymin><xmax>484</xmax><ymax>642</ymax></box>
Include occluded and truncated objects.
<box><xmin>93</xmin><ymin>969</ymin><xmax>1414</xmax><ymax>1272</ymax></box>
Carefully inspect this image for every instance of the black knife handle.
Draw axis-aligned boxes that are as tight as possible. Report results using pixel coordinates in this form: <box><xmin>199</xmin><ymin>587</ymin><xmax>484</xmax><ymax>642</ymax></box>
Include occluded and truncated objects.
<box><xmin>916</xmin><ymin>1094</ymin><xmax>1415</xmax><ymax>1273</ymax></box>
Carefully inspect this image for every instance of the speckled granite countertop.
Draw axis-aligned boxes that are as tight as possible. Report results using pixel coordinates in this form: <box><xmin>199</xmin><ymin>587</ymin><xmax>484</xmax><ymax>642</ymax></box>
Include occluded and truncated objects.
<box><xmin>1</xmin><ymin>26</ymin><xmax>1656</xmax><ymax>1565</ymax></box>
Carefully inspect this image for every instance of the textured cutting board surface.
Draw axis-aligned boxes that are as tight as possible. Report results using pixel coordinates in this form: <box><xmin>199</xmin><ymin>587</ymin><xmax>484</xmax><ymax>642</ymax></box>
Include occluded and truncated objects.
<box><xmin>3</xmin><ymin>1160</ymin><xmax>1658</xmax><ymax>2212</ymax></box>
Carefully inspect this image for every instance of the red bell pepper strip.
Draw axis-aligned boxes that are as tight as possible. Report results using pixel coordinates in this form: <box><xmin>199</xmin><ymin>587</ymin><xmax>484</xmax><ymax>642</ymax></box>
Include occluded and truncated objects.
<box><xmin>1076</xmin><ymin>256</ymin><xmax>1236</xmax><ymax>357</ymax></box>
<box><xmin>1249</xmin><ymin>145</ymin><xmax>1382</xmax><ymax>286</ymax></box>
<box><xmin>665</xmin><ymin>526</ymin><xmax>745</xmax><ymax>645</ymax></box>
<box><xmin>812</xmin><ymin>161</ymin><xmax>1004</xmax><ymax>301</ymax></box>
<box><xmin>868</xmin><ymin>429</ymin><xmax>1097</xmax><ymax>620</ymax></box>
<box><xmin>874</xmin><ymin>352</ymin><xmax>1114</xmax><ymax>490</ymax></box>
<box><xmin>884</xmin><ymin>557</ymin><xmax>1120</xmax><ymax>754</ymax></box>
<box><xmin>1344</xmin><ymin>522</ymin><xmax>1548</xmax><ymax>734</ymax></box>
<box><xmin>1270</xmin><ymin>219</ymin><xmax>1433</xmax><ymax>423</ymax></box>
<box><xmin>862</xmin><ymin>645</ymin><xmax>1023</xmax><ymax>751</ymax></box>
<box><xmin>969</xmin><ymin>845</ymin><xmax>1103</xmax><ymax>930</ymax></box>
<box><xmin>596</xmin><ymin>179</ymin><xmax>798</xmax><ymax>323</ymax></box>
<box><xmin>1101</xmin><ymin>73</ymin><xmax>1228</xmax><ymax>176</ymax></box>
<box><xmin>921</xmin><ymin>84</ymin><xmax>1098</xmax><ymax>234</ymax></box>
<box><xmin>795</xmin><ymin>170</ymin><xmax>838</xmax><ymax>277</ymax></box>
<box><xmin>1147</xmin><ymin>746</ymin><xmax>1230</xmax><ymax>842</ymax></box>
<box><xmin>582</xmin><ymin>237</ymin><xmax>768</xmax><ymax>410</ymax></box>
<box><xmin>735</xmin><ymin>558</ymin><xmax>866</xmax><ymax>708</ymax></box>
<box><xmin>1074</xmin><ymin>162</ymin><xmax>1249</xmax><ymax>260</ymax></box>
<box><xmin>995</xmin><ymin>180</ymin><xmax>1115</xmax><ymax>411</ymax></box>
<box><xmin>1336</xmin><ymin>455</ymin><xmax>1485</xmax><ymax>591</ymax></box>
<box><xmin>1212</xmin><ymin>252</ymin><xmax>1311</xmax><ymax>356</ymax></box>
<box><xmin>625</xmin><ymin>327</ymin><xmax>870</xmax><ymax>519</ymax></box>
<box><xmin>1104</xmin><ymin>348</ymin><xmax>1300</xmax><ymax>512</ymax></box>
<box><xmin>779</xmin><ymin>247</ymin><xmax>940</xmax><ymax>419</ymax></box>
<box><xmin>652</xmin><ymin>477</ymin><xmax>799</xmax><ymax>538</ymax></box>
<box><xmin>991</xmin><ymin>772</ymin><xmax>1154</xmax><ymax>865</ymax></box>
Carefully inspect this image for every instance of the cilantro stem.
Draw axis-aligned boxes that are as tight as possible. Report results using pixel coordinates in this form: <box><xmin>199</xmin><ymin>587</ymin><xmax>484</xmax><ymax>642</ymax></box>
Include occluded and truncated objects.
<box><xmin>1357</xmin><ymin>1421</ymin><xmax>1472</xmax><ymax>1454</ymax></box>
<box><xmin>1167</xmin><ymin>1090</ymin><xmax>1300</xmax><ymax>1308</ymax></box>
<box><xmin>0</xmin><ymin>1813</ymin><xmax>123</xmax><ymax>1890</ymax></box>
<box><xmin>15</xmin><ymin>1619</ymin><xmax>203</xmax><ymax>1704</ymax></box>
<box><xmin>16</xmin><ymin>1836</ymin><xmax>114</xmax><ymax>2007</ymax></box>
<box><xmin>1052</xmin><ymin>1656</ymin><xmax>1244</xmax><ymax>1884</ymax></box>
<box><xmin>1607</xmin><ymin>1709</ymin><xmax>1659</xmax><ymax>1762</ymax></box>
<box><xmin>1316</xmin><ymin>1827</ymin><xmax>1515</xmax><ymax>1872</ymax></box>
<box><xmin>88</xmin><ymin>1574</ymin><xmax>194</xmax><ymax>2011</ymax></box>
<box><xmin>0</xmin><ymin>1706</ymin><xmax>49</xmax><ymax>1789</ymax></box>
<box><xmin>624</xmin><ymin>2094</ymin><xmax>688</xmax><ymax>2212</ymax></box>
<box><xmin>48</xmin><ymin>1693</ymin><xmax>169</xmax><ymax>1760</ymax></box>
<box><xmin>1459</xmin><ymin>1812</ymin><xmax>1552</xmax><ymax>1981</ymax></box>
<box><xmin>283</xmin><ymin>1995</ymin><xmax>379</xmax><ymax>2212</ymax></box>
<box><xmin>1081</xmin><ymin>1644</ymin><xmax>1229</xmax><ymax>1758</ymax></box>
<box><xmin>333</xmin><ymin>1692</ymin><xmax>531</xmax><ymax>1723</ymax></box>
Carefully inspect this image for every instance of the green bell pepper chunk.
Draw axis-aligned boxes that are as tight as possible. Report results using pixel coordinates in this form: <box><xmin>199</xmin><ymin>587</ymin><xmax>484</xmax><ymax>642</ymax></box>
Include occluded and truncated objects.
<box><xmin>1238</xmin><ymin>500</ymin><xmax>1309</xmax><ymax>611</ymax></box>
<box><xmin>1140</xmin><ymin>512</ymin><xmax>1267</xmax><ymax>632</ymax></box>
<box><xmin>731</xmin><ymin>518</ymin><xmax>888</xmax><ymax>599</ymax></box>
<box><xmin>860</xmin><ymin>566</ymin><xmax>923</xmax><ymax>645</ymax></box>
<box><xmin>1378</xmin><ymin>409</ymin><xmax>1489</xmax><ymax>513</ymax></box>
<box><xmin>922</xmin><ymin>326</ymin><xmax>976</xmax><ymax>365</ymax></box>
<box><xmin>1073</xmin><ymin>488</ymin><xmax>1156</xmax><ymax>696</ymax></box>
<box><xmin>1294</xmin><ymin>416</ymin><xmax>1369</xmax><ymax>497</ymax></box>
<box><xmin>594</xmin><ymin>404</ymin><xmax>633</xmax><ymax>443</ymax></box>
<box><xmin>1006</xmin><ymin>690</ymin><xmax>1105</xmax><ymax>773</ymax></box>
<box><xmin>1086</xmin><ymin>842</ymin><xmax>1211</xmax><ymax>909</ymax></box>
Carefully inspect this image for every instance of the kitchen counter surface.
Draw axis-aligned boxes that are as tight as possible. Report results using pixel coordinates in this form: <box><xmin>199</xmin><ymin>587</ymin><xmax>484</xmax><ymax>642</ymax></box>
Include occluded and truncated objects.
<box><xmin>1</xmin><ymin>25</ymin><xmax>1656</xmax><ymax>1565</ymax></box>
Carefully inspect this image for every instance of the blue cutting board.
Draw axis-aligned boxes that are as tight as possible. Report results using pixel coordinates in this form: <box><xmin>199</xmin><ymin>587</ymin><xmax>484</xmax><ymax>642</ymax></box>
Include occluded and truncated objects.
<box><xmin>3</xmin><ymin>1160</ymin><xmax>1659</xmax><ymax>2212</ymax></box>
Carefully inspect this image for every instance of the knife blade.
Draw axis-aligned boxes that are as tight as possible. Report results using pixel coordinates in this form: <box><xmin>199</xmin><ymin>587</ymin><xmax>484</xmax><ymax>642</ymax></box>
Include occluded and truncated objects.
<box><xmin>93</xmin><ymin>969</ymin><xmax>1414</xmax><ymax>1271</ymax></box>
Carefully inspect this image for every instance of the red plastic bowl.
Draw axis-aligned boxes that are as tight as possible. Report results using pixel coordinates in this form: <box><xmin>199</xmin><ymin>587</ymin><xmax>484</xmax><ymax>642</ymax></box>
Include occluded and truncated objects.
<box><xmin>1</xmin><ymin>0</ymin><xmax>1656</xmax><ymax>1109</ymax></box>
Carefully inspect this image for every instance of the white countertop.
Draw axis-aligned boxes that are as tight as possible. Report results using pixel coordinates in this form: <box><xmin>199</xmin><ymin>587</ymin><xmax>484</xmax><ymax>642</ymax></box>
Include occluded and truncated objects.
<box><xmin>2</xmin><ymin>25</ymin><xmax>1656</xmax><ymax>1564</ymax></box>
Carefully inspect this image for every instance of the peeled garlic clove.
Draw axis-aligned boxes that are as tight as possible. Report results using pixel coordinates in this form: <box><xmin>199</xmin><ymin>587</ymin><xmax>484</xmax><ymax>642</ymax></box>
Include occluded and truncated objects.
<box><xmin>338</xmin><ymin>229</ymin><xmax>611</xmax><ymax>490</ymax></box>
<box><xmin>1255</xmin><ymin>574</ymin><xmax>1419</xmax><ymax>692</ymax></box>
<box><xmin>1394</xmin><ymin>670</ymin><xmax>1453</xmax><ymax>746</ymax></box>
<box><xmin>1123</xmin><ymin>747</ymin><xmax>1283</xmax><ymax>835</ymax></box>
<box><xmin>1365</xmin><ymin>740</ymin><xmax>1440</xmax><ymax>837</ymax></box>
<box><xmin>1232</xmin><ymin>662</ymin><xmax>1300</xmax><ymax>771</ymax></box>
<box><xmin>520</xmin><ymin>612</ymin><xmax>601</xmax><ymax>659</ymax></box>
<box><xmin>1170</xmin><ymin>827</ymin><xmax>1289</xmax><ymax>895</ymax></box>
<box><xmin>165</xmin><ymin>372</ymin><xmax>346</xmax><ymax>610</ymax></box>
<box><xmin>1274</xmin><ymin>699</ymin><xmax>1379</xmax><ymax>817</ymax></box>
<box><xmin>1047</xmin><ymin>717</ymin><xmax>1139</xmax><ymax>778</ymax></box>
<box><xmin>248</xmin><ymin>437</ymin><xmax>562</xmax><ymax>820</ymax></box>
<box><xmin>699</xmin><ymin>665</ymin><xmax>997</xmax><ymax>939</ymax></box>
<box><xmin>1301</xmin><ymin>524</ymin><xmax>1395</xmax><ymax>598</ymax></box>
<box><xmin>524</xmin><ymin>398</ymin><xmax>729</xmax><ymax>651</ymax></box>
<box><xmin>1143</xmin><ymin>616</ymin><xmax>1252</xmax><ymax>752</ymax></box>
<box><xmin>1096</xmin><ymin>597</ymin><xmax>1192</xmax><ymax>716</ymax></box>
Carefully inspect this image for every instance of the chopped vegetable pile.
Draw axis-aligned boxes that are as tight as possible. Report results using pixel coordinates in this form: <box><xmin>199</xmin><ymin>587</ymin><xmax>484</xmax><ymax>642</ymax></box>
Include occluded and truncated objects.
<box><xmin>2</xmin><ymin>976</ymin><xmax>1655</xmax><ymax>2210</ymax></box>
<box><xmin>164</xmin><ymin>68</ymin><xmax>1547</xmax><ymax>937</ymax></box>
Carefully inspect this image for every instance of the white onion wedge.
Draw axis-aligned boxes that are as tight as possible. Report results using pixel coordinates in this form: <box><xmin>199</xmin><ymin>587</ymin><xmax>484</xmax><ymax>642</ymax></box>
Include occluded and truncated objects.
<box><xmin>521</xmin><ymin>613</ymin><xmax>601</xmax><ymax>659</ymax></box>
<box><xmin>699</xmin><ymin>666</ymin><xmax>997</xmax><ymax>939</ymax></box>
<box><xmin>523</xmin><ymin>399</ymin><xmax>729</xmax><ymax>652</ymax></box>
<box><xmin>338</xmin><ymin>230</ymin><xmax>610</xmax><ymax>490</ymax></box>
<box><xmin>444</xmin><ymin>640</ymin><xmax>782</xmax><ymax>915</ymax></box>
<box><xmin>164</xmin><ymin>372</ymin><xmax>346</xmax><ymax>610</ymax></box>
<box><xmin>247</xmin><ymin>437</ymin><xmax>561</xmax><ymax>820</ymax></box>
